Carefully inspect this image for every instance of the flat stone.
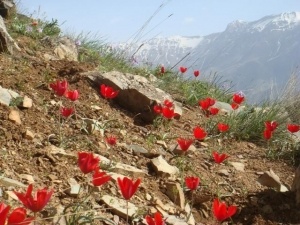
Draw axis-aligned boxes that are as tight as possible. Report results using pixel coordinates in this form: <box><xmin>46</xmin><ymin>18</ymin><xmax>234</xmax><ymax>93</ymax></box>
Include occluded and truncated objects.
<box><xmin>95</xmin><ymin>154</ymin><xmax>147</xmax><ymax>177</ymax></box>
<box><xmin>126</xmin><ymin>144</ymin><xmax>149</xmax><ymax>156</ymax></box>
<box><xmin>68</xmin><ymin>178</ymin><xmax>81</xmax><ymax>197</ymax></box>
<box><xmin>258</xmin><ymin>169</ymin><xmax>288</xmax><ymax>192</ymax></box>
<box><xmin>46</xmin><ymin>145</ymin><xmax>75</xmax><ymax>158</ymax></box>
<box><xmin>113</xmin><ymin>163</ymin><xmax>147</xmax><ymax>178</ymax></box>
<box><xmin>165</xmin><ymin>182</ymin><xmax>185</xmax><ymax>209</ymax></box>
<box><xmin>229</xmin><ymin>162</ymin><xmax>245</xmax><ymax>172</ymax></box>
<box><xmin>185</xmin><ymin>203</ymin><xmax>195</xmax><ymax>225</ymax></box>
<box><xmin>165</xmin><ymin>215</ymin><xmax>188</xmax><ymax>225</ymax></box>
<box><xmin>18</xmin><ymin>174</ymin><xmax>35</xmax><ymax>183</ymax></box>
<box><xmin>0</xmin><ymin>176</ymin><xmax>26</xmax><ymax>187</ymax></box>
<box><xmin>101</xmin><ymin>195</ymin><xmax>138</xmax><ymax>219</ymax></box>
<box><xmin>150</xmin><ymin>155</ymin><xmax>179</xmax><ymax>177</ymax></box>
<box><xmin>217</xmin><ymin>169</ymin><xmax>230</xmax><ymax>177</ymax></box>
<box><xmin>0</xmin><ymin>85</ymin><xmax>19</xmax><ymax>106</ymax></box>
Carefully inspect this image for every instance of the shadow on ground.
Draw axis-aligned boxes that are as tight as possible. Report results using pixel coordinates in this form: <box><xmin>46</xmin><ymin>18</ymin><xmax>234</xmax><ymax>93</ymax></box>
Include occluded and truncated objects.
<box><xmin>234</xmin><ymin>189</ymin><xmax>300</xmax><ymax>225</ymax></box>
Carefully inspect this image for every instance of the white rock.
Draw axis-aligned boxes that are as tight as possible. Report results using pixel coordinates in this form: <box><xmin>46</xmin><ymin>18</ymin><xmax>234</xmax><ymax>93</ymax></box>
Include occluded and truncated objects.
<box><xmin>229</xmin><ymin>162</ymin><xmax>245</xmax><ymax>172</ymax></box>
<box><xmin>18</xmin><ymin>174</ymin><xmax>35</xmax><ymax>183</ymax></box>
<box><xmin>150</xmin><ymin>155</ymin><xmax>179</xmax><ymax>177</ymax></box>
<box><xmin>22</xmin><ymin>96</ymin><xmax>33</xmax><ymax>108</ymax></box>
<box><xmin>165</xmin><ymin>182</ymin><xmax>185</xmax><ymax>209</ymax></box>
<box><xmin>68</xmin><ymin>178</ymin><xmax>81</xmax><ymax>197</ymax></box>
<box><xmin>9</xmin><ymin>109</ymin><xmax>21</xmax><ymax>125</ymax></box>
<box><xmin>185</xmin><ymin>203</ymin><xmax>195</xmax><ymax>225</ymax></box>
<box><xmin>101</xmin><ymin>195</ymin><xmax>137</xmax><ymax>219</ymax></box>
<box><xmin>0</xmin><ymin>176</ymin><xmax>26</xmax><ymax>187</ymax></box>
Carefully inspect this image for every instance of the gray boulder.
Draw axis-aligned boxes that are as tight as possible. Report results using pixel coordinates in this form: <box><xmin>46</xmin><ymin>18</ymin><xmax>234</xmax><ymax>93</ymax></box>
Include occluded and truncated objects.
<box><xmin>84</xmin><ymin>70</ymin><xmax>182</xmax><ymax>123</ymax></box>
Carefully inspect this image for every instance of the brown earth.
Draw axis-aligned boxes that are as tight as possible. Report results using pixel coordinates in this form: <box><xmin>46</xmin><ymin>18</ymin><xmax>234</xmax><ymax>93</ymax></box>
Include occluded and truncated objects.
<box><xmin>0</xmin><ymin>34</ymin><xmax>299</xmax><ymax>225</ymax></box>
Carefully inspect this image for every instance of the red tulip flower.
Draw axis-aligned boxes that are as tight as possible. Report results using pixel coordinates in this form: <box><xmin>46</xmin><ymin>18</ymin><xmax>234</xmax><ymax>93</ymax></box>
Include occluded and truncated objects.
<box><xmin>92</xmin><ymin>168</ymin><xmax>111</xmax><ymax>187</ymax></box>
<box><xmin>209</xmin><ymin>107</ymin><xmax>219</xmax><ymax>116</ymax></box>
<box><xmin>106</xmin><ymin>135</ymin><xmax>117</xmax><ymax>146</ymax></box>
<box><xmin>193</xmin><ymin>70</ymin><xmax>200</xmax><ymax>77</ymax></box>
<box><xmin>31</xmin><ymin>20</ymin><xmax>38</xmax><ymax>26</ymax></box>
<box><xmin>213</xmin><ymin>151</ymin><xmax>229</xmax><ymax>164</ymax></box>
<box><xmin>145</xmin><ymin>212</ymin><xmax>164</xmax><ymax>225</ymax></box>
<box><xmin>185</xmin><ymin>176</ymin><xmax>200</xmax><ymax>191</ymax></box>
<box><xmin>177</xmin><ymin>138</ymin><xmax>193</xmax><ymax>151</ymax></box>
<box><xmin>160</xmin><ymin>66</ymin><xmax>165</xmax><ymax>74</ymax></box>
<box><xmin>65</xmin><ymin>90</ymin><xmax>79</xmax><ymax>101</ymax></box>
<box><xmin>153</xmin><ymin>104</ymin><xmax>163</xmax><ymax>114</ymax></box>
<box><xmin>100</xmin><ymin>84</ymin><xmax>119</xmax><ymax>99</ymax></box>
<box><xmin>193</xmin><ymin>126</ymin><xmax>207</xmax><ymax>140</ymax></box>
<box><xmin>50</xmin><ymin>80</ymin><xmax>68</xmax><ymax>96</ymax></box>
<box><xmin>163</xmin><ymin>99</ymin><xmax>173</xmax><ymax>108</ymax></box>
<box><xmin>265</xmin><ymin>121</ymin><xmax>278</xmax><ymax>132</ymax></box>
<box><xmin>117</xmin><ymin>177</ymin><xmax>141</xmax><ymax>200</ymax></box>
<box><xmin>0</xmin><ymin>203</ymin><xmax>10</xmax><ymax>225</ymax></box>
<box><xmin>60</xmin><ymin>107</ymin><xmax>74</xmax><ymax>117</ymax></box>
<box><xmin>287</xmin><ymin>124</ymin><xmax>300</xmax><ymax>133</ymax></box>
<box><xmin>7</xmin><ymin>207</ymin><xmax>34</xmax><ymax>225</ymax></box>
<box><xmin>231</xmin><ymin>102</ymin><xmax>239</xmax><ymax>110</ymax></box>
<box><xmin>14</xmin><ymin>184</ymin><xmax>53</xmax><ymax>213</ymax></box>
<box><xmin>232</xmin><ymin>92</ymin><xmax>245</xmax><ymax>104</ymax></box>
<box><xmin>179</xmin><ymin>66</ymin><xmax>187</xmax><ymax>73</ymax></box>
<box><xmin>217</xmin><ymin>123</ymin><xmax>229</xmax><ymax>132</ymax></box>
<box><xmin>162</xmin><ymin>107</ymin><xmax>174</xmax><ymax>119</ymax></box>
<box><xmin>213</xmin><ymin>198</ymin><xmax>237</xmax><ymax>222</ymax></box>
<box><xmin>263</xmin><ymin>129</ymin><xmax>272</xmax><ymax>140</ymax></box>
<box><xmin>77</xmin><ymin>152</ymin><xmax>99</xmax><ymax>174</ymax></box>
<box><xmin>199</xmin><ymin>97</ymin><xmax>215</xmax><ymax>111</ymax></box>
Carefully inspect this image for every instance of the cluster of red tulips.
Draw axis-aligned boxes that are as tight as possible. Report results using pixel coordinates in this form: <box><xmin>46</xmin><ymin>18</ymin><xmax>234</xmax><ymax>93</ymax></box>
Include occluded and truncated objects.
<box><xmin>153</xmin><ymin>99</ymin><xmax>176</xmax><ymax>119</ymax></box>
<box><xmin>50</xmin><ymin>80</ymin><xmax>79</xmax><ymax>117</ymax></box>
<box><xmin>77</xmin><ymin>152</ymin><xmax>140</xmax><ymax>223</ymax></box>
<box><xmin>145</xmin><ymin>198</ymin><xmax>236</xmax><ymax>224</ymax></box>
<box><xmin>159</xmin><ymin>66</ymin><xmax>200</xmax><ymax>78</ymax></box>
<box><xmin>263</xmin><ymin>120</ymin><xmax>300</xmax><ymax>140</ymax></box>
<box><xmin>0</xmin><ymin>184</ymin><xmax>53</xmax><ymax>224</ymax></box>
<box><xmin>48</xmin><ymin>78</ymin><xmax>240</xmax><ymax>223</ymax></box>
<box><xmin>77</xmin><ymin>152</ymin><xmax>141</xmax><ymax>198</ymax></box>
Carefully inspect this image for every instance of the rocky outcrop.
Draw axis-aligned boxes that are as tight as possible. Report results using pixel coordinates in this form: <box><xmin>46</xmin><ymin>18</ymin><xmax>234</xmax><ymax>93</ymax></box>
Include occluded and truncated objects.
<box><xmin>84</xmin><ymin>70</ymin><xmax>183</xmax><ymax>123</ymax></box>
<box><xmin>292</xmin><ymin>165</ymin><xmax>300</xmax><ymax>204</ymax></box>
<box><xmin>0</xmin><ymin>0</ymin><xmax>15</xmax><ymax>19</ymax></box>
<box><xmin>0</xmin><ymin>15</ymin><xmax>20</xmax><ymax>54</ymax></box>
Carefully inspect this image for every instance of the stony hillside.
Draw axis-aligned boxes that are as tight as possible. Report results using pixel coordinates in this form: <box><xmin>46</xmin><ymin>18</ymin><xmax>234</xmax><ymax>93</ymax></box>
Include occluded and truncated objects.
<box><xmin>0</xmin><ymin>4</ymin><xmax>300</xmax><ymax>225</ymax></box>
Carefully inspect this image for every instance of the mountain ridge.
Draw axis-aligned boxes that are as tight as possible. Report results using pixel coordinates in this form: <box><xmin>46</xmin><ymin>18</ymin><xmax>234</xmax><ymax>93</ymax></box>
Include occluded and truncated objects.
<box><xmin>116</xmin><ymin>11</ymin><xmax>300</xmax><ymax>103</ymax></box>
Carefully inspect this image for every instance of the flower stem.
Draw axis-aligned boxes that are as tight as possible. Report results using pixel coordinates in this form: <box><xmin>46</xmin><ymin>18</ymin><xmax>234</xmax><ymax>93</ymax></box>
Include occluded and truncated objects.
<box><xmin>126</xmin><ymin>200</ymin><xmax>129</xmax><ymax>224</ymax></box>
<box><xmin>186</xmin><ymin>191</ymin><xmax>194</xmax><ymax>222</ymax></box>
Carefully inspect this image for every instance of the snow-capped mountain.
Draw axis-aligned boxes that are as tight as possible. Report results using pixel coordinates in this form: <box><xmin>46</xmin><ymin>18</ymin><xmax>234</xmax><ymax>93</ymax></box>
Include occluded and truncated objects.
<box><xmin>115</xmin><ymin>12</ymin><xmax>300</xmax><ymax>103</ymax></box>
<box><xmin>116</xmin><ymin>35</ymin><xmax>203</xmax><ymax>67</ymax></box>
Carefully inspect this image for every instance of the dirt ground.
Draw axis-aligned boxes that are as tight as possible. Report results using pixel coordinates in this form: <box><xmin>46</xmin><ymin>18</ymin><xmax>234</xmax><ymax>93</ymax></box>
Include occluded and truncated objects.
<box><xmin>0</xmin><ymin>35</ymin><xmax>299</xmax><ymax>225</ymax></box>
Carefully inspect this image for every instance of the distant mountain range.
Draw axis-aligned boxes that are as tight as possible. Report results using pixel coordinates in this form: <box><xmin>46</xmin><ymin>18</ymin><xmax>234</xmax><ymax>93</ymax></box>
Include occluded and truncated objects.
<box><xmin>115</xmin><ymin>12</ymin><xmax>300</xmax><ymax>103</ymax></box>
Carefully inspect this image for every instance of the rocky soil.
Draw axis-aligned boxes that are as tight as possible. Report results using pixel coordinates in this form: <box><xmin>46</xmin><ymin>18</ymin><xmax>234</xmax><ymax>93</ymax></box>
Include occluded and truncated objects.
<box><xmin>0</xmin><ymin>30</ymin><xmax>299</xmax><ymax>225</ymax></box>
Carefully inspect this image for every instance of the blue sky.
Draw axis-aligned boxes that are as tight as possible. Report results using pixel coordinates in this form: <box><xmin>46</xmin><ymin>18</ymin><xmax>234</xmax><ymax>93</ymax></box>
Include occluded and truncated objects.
<box><xmin>17</xmin><ymin>0</ymin><xmax>300</xmax><ymax>43</ymax></box>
